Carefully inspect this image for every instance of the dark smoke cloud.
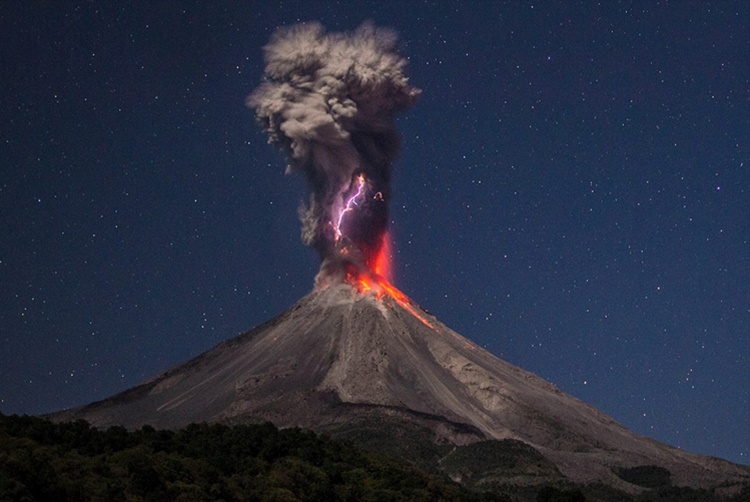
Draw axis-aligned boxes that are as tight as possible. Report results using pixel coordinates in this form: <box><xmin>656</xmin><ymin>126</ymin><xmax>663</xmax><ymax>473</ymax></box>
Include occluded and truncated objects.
<box><xmin>248</xmin><ymin>22</ymin><xmax>420</xmax><ymax>287</ymax></box>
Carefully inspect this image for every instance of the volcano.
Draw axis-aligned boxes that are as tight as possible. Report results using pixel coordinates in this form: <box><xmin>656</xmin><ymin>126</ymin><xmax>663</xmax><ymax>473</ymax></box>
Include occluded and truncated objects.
<box><xmin>42</xmin><ymin>22</ymin><xmax>749</xmax><ymax>497</ymax></box>
<box><xmin>53</xmin><ymin>281</ymin><xmax>750</xmax><ymax>493</ymax></box>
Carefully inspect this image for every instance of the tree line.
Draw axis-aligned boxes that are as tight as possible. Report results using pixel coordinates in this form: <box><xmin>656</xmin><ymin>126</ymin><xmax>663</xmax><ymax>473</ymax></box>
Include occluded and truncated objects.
<box><xmin>1</xmin><ymin>413</ymin><xmax>747</xmax><ymax>502</ymax></box>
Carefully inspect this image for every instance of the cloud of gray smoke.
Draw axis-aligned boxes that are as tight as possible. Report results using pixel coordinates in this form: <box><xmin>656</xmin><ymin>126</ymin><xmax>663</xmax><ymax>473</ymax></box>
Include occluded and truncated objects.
<box><xmin>247</xmin><ymin>22</ymin><xmax>420</xmax><ymax>286</ymax></box>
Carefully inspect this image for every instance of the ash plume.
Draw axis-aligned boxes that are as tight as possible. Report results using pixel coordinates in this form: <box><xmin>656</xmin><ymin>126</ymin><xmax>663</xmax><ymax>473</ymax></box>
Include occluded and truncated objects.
<box><xmin>248</xmin><ymin>22</ymin><xmax>420</xmax><ymax>287</ymax></box>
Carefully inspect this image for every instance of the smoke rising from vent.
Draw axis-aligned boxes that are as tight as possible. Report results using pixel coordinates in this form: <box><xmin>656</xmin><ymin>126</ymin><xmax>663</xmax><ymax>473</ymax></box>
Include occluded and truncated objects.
<box><xmin>248</xmin><ymin>22</ymin><xmax>420</xmax><ymax>287</ymax></box>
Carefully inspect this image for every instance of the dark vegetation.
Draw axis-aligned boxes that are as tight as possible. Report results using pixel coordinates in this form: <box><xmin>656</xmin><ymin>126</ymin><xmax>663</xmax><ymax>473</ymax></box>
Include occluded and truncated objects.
<box><xmin>439</xmin><ymin>439</ymin><xmax>563</xmax><ymax>487</ymax></box>
<box><xmin>319</xmin><ymin>415</ymin><xmax>455</xmax><ymax>474</ymax></box>
<box><xmin>1</xmin><ymin>413</ymin><xmax>748</xmax><ymax>502</ymax></box>
<box><xmin>615</xmin><ymin>466</ymin><xmax>671</xmax><ymax>488</ymax></box>
<box><xmin>0</xmin><ymin>413</ymin><xmax>506</xmax><ymax>502</ymax></box>
<box><xmin>536</xmin><ymin>486</ymin><xmax>585</xmax><ymax>502</ymax></box>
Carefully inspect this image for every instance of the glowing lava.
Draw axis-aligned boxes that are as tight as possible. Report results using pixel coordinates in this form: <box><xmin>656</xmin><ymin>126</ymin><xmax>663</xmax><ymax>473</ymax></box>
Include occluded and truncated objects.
<box><xmin>348</xmin><ymin>238</ymin><xmax>434</xmax><ymax>329</ymax></box>
<box><xmin>331</xmin><ymin>174</ymin><xmax>433</xmax><ymax>328</ymax></box>
<box><xmin>373</xmin><ymin>232</ymin><xmax>392</xmax><ymax>282</ymax></box>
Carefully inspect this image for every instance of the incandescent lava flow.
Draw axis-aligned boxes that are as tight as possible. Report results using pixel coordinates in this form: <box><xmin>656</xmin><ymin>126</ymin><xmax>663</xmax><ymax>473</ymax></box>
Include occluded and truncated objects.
<box><xmin>323</xmin><ymin>171</ymin><xmax>434</xmax><ymax>327</ymax></box>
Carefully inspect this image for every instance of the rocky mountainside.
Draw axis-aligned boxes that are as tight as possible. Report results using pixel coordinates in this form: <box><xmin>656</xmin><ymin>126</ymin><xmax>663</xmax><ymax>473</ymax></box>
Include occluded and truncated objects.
<box><xmin>52</xmin><ymin>283</ymin><xmax>750</xmax><ymax>494</ymax></box>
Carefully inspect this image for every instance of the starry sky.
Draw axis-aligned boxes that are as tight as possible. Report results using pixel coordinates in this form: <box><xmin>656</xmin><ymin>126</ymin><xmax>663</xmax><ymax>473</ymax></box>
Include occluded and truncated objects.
<box><xmin>1</xmin><ymin>2</ymin><xmax>748</xmax><ymax>465</ymax></box>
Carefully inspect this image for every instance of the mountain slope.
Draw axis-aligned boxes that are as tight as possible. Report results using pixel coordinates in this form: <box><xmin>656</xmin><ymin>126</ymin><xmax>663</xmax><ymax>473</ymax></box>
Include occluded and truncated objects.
<box><xmin>52</xmin><ymin>283</ymin><xmax>750</xmax><ymax>492</ymax></box>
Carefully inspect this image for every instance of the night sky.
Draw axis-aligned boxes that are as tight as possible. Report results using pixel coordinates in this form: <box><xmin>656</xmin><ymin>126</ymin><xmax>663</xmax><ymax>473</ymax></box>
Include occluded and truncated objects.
<box><xmin>2</xmin><ymin>2</ymin><xmax>748</xmax><ymax>465</ymax></box>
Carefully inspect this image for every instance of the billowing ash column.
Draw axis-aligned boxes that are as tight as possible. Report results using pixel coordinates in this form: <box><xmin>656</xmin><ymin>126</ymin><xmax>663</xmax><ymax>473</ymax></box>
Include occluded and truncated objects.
<box><xmin>248</xmin><ymin>22</ymin><xmax>420</xmax><ymax>288</ymax></box>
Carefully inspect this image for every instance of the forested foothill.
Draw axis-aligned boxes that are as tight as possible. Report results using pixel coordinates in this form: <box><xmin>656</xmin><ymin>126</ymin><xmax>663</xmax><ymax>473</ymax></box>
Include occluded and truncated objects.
<box><xmin>1</xmin><ymin>414</ymin><xmax>747</xmax><ymax>502</ymax></box>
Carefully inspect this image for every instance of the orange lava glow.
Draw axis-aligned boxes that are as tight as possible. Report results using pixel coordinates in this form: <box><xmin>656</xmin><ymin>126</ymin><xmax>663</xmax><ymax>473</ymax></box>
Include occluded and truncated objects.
<box><xmin>348</xmin><ymin>234</ymin><xmax>434</xmax><ymax>329</ymax></box>
<box><xmin>373</xmin><ymin>232</ymin><xmax>392</xmax><ymax>282</ymax></box>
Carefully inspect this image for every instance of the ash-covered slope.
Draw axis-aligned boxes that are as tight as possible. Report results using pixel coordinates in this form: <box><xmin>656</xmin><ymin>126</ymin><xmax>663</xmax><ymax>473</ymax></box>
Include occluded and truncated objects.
<box><xmin>53</xmin><ymin>284</ymin><xmax>749</xmax><ymax>491</ymax></box>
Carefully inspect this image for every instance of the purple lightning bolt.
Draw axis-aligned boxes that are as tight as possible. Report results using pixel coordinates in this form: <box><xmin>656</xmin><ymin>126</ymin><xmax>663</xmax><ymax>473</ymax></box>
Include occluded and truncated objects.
<box><xmin>334</xmin><ymin>174</ymin><xmax>367</xmax><ymax>241</ymax></box>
